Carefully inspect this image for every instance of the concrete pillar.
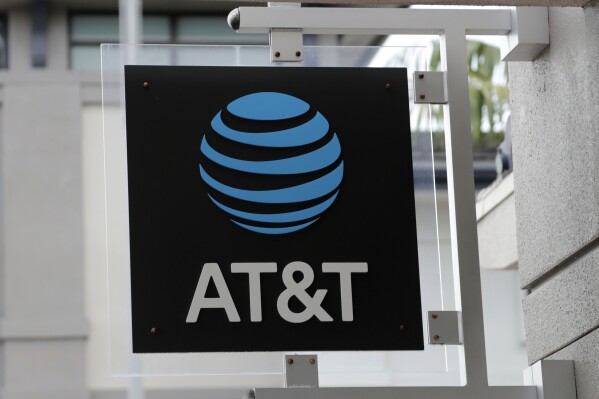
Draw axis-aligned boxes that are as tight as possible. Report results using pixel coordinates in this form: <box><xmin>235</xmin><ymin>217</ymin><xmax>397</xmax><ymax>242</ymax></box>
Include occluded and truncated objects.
<box><xmin>0</xmin><ymin>81</ymin><xmax>88</xmax><ymax>399</ymax></box>
<box><xmin>0</xmin><ymin>6</ymin><xmax>88</xmax><ymax>399</ymax></box>
<box><xmin>508</xmin><ymin>2</ymin><xmax>599</xmax><ymax>398</ymax></box>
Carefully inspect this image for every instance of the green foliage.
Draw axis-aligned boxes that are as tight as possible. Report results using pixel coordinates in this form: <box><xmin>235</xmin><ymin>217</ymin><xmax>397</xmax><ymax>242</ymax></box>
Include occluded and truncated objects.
<box><xmin>427</xmin><ymin>39</ymin><xmax>510</xmax><ymax>153</ymax></box>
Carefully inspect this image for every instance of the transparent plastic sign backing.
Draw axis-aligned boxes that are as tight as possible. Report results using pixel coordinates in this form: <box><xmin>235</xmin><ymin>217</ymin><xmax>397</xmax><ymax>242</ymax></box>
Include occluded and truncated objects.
<box><xmin>101</xmin><ymin>43</ymin><xmax>459</xmax><ymax>386</ymax></box>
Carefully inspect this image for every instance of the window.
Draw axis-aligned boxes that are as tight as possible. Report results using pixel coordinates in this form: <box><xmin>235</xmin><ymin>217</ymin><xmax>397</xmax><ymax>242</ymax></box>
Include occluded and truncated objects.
<box><xmin>0</xmin><ymin>14</ymin><xmax>8</xmax><ymax>68</ymax></box>
<box><xmin>69</xmin><ymin>12</ymin><xmax>268</xmax><ymax>70</ymax></box>
<box><xmin>70</xmin><ymin>14</ymin><xmax>118</xmax><ymax>70</ymax></box>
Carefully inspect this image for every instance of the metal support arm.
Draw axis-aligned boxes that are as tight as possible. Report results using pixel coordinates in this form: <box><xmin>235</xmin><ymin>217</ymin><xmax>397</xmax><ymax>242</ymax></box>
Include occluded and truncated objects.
<box><xmin>251</xmin><ymin>360</ymin><xmax>575</xmax><ymax>399</ymax></box>
<box><xmin>231</xmin><ymin>6</ymin><xmax>511</xmax><ymax>36</ymax></box>
<box><xmin>230</xmin><ymin>6</ymin><xmax>548</xmax><ymax>61</ymax></box>
<box><xmin>226</xmin><ymin>5</ymin><xmax>563</xmax><ymax>399</ymax></box>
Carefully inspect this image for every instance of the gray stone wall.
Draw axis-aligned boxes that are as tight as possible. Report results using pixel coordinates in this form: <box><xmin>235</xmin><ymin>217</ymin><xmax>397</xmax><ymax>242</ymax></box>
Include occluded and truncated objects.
<box><xmin>508</xmin><ymin>2</ymin><xmax>599</xmax><ymax>398</ymax></box>
<box><xmin>0</xmin><ymin>5</ymin><xmax>88</xmax><ymax>399</ymax></box>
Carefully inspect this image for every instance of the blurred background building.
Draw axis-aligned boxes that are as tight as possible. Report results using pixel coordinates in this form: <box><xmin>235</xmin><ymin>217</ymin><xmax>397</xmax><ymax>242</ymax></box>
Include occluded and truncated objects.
<box><xmin>2</xmin><ymin>1</ymin><xmax>595</xmax><ymax>398</ymax></box>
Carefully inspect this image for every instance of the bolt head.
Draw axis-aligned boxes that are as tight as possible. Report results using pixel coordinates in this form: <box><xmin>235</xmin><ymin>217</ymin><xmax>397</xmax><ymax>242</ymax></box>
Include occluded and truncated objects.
<box><xmin>418</xmin><ymin>73</ymin><xmax>424</xmax><ymax>79</ymax></box>
<box><xmin>287</xmin><ymin>358</ymin><xmax>294</xmax><ymax>365</ymax></box>
<box><xmin>309</xmin><ymin>358</ymin><xmax>316</xmax><ymax>365</ymax></box>
<box><xmin>143</xmin><ymin>82</ymin><xmax>149</xmax><ymax>88</ymax></box>
<box><xmin>433</xmin><ymin>334</ymin><xmax>440</xmax><ymax>341</ymax></box>
<box><xmin>432</xmin><ymin>313</ymin><xmax>438</xmax><ymax>319</ymax></box>
<box><xmin>399</xmin><ymin>324</ymin><xmax>406</xmax><ymax>332</ymax></box>
<box><xmin>295</xmin><ymin>51</ymin><xmax>302</xmax><ymax>57</ymax></box>
<box><xmin>419</xmin><ymin>94</ymin><xmax>426</xmax><ymax>100</ymax></box>
<box><xmin>150</xmin><ymin>327</ymin><xmax>157</xmax><ymax>334</ymax></box>
<box><xmin>385</xmin><ymin>83</ymin><xmax>392</xmax><ymax>89</ymax></box>
<box><xmin>274</xmin><ymin>51</ymin><xmax>281</xmax><ymax>58</ymax></box>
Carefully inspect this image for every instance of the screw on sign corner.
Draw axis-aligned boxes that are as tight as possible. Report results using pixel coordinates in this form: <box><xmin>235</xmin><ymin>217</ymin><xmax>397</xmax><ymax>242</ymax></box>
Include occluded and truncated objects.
<box><xmin>433</xmin><ymin>334</ymin><xmax>440</xmax><ymax>341</ymax></box>
<box><xmin>432</xmin><ymin>313</ymin><xmax>439</xmax><ymax>319</ymax></box>
<box><xmin>287</xmin><ymin>358</ymin><xmax>294</xmax><ymax>365</ymax></box>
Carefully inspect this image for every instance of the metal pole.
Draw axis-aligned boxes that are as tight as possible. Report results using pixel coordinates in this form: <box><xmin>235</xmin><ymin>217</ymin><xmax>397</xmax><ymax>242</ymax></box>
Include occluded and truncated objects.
<box><xmin>120</xmin><ymin>4</ymin><xmax>144</xmax><ymax>399</ymax></box>
<box><xmin>119</xmin><ymin>0</ymin><xmax>142</xmax><ymax>45</ymax></box>
<box><xmin>119</xmin><ymin>0</ymin><xmax>142</xmax><ymax>65</ymax></box>
<box><xmin>440</xmin><ymin>27</ymin><xmax>488</xmax><ymax>388</ymax></box>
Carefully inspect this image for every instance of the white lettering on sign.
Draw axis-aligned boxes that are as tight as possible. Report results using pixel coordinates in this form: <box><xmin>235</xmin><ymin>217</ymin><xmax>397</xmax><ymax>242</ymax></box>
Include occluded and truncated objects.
<box><xmin>322</xmin><ymin>262</ymin><xmax>368</xmax><ymax>321</ymax></box>
<box><xmin>186</xmin><ymin>263</ymin><xmax>241</xmax><ymax>323</ymax></box>
<box><xmin>277</xmin><ymin>261</ymin><xmax>333</xmax><ymax>323</ymax></box>
<box><xmin>231</xmin><ymin>262</ymin><xmax>277</xmax><ymax>322</ymax></box>
<box><xmin>186</xmin><ymin>262</ymin><xmax>368</xmax><ymax>323</ymax></box>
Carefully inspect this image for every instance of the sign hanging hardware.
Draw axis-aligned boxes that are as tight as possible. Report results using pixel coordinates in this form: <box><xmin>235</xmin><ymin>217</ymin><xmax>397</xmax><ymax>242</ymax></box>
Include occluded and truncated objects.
<box><xmin>270</xmin><ymin>28</ymin><xmax>304</xmax><ymax>62</ymax></box>
<box><xmin>427</xmin><ymin>310</ymin><xmax>463</xmax><ymax>345</ymax></box>
<box><xmin>413</xmin><ymin>71</ymin><xmax>448</xmax><ymax>104</ymax></box>
<box><xmin>285</xmin><ymin>355</ymin><xmax>319</xmax><ymax>388</ymax></box>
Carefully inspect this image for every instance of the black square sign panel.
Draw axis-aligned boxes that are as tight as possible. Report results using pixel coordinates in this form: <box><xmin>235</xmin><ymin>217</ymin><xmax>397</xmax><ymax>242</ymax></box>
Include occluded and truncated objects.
<box><xmin>124</xmin><ymin>65</ymin><xmax>423</xmax><ymax>353</ymax></box>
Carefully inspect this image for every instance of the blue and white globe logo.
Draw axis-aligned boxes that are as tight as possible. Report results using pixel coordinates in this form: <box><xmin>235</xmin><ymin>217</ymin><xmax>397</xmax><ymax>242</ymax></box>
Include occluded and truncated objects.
<box><xmin>199</xmin><ymin>92</ymin><xmax>344</xmax><ymax>235</ymax></box>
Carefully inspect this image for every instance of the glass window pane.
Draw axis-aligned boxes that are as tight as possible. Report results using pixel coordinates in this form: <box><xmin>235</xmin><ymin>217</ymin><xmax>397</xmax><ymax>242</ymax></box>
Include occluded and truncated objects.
<box><xmin>176</xmin><ymin>16</ymin><xmax>267</xmax><ymax>44</ymax></box>
<box><xmin>143</xmin><ymin>15</ymin><xmax>171</xmax><ymax>43</ymax></box>
<box><xmin>71</xmin><ymin>45</ymin><xmax>101</xmax><ymax>71</ymax></box>
<box><xmin>138</xmin><ymin>47</ymin><xmax>172</xmax><ymax>65</ymax></box>
<box><xmin>0</xmin><ymin>15</ymin><xmax>7</xmax><ymax>68</ymax></box>
<box><xmin>71</xmin><ymin>14</ymin><xmax>119</xmax><ymax>43</ymax></box>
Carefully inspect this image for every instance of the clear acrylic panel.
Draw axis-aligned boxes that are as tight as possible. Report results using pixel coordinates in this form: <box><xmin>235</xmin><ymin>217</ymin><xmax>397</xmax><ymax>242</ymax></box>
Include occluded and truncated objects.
<box><xmin>142</xmin><ymin>16</ymin><xmax>171</xmax><ymax>43</ymax></box>
<box><xmin>176</xmin><ymin>16</ymin><xmax>268</xmax><ymax>44</ymax></box>
<box><xmin>101</xmin><ymin>43</ymin><xmax>459</xmax><ymax>386</ymax></box>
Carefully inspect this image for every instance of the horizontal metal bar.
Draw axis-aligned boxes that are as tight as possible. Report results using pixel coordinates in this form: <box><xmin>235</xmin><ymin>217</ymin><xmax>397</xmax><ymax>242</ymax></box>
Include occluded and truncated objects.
<box><xmin>236</xmin><ymin>7</ymin><xmax>512</xmax><ymax>35</ymax></box>
<box><xmin>253</xmin><ymin>386</ymin><xmax>537</xmax><ymax>399</ymax></box>
<box><xmin>228</xmin><ymin>0</ymin><xmax>585</xmax><ymax>6</ymax></box>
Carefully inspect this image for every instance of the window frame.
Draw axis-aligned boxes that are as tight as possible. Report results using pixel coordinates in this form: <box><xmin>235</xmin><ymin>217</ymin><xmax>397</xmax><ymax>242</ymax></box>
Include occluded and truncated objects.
<box><xmin>0</xmin><ymin>13</ymin><xmax>8</xmax><ymax>69</ymax></box>
<box><xmin>68</xmin><ymin>10</ymin><xmax>268</xmax><ymax>70</ymax></box>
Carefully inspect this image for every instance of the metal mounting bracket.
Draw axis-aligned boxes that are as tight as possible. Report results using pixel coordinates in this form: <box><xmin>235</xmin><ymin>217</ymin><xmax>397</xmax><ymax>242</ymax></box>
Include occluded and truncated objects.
<box><xmin>413</xmin><ymin>71</ymin><xmax>448</xmax><ymax>104</ymax></box>
<box><xmin>252</xmin><ymin>360</ymin><xmax>575</xmax><ymax>399</ymax></box>
<box><xmin>427</xmin><ymin>311</ymin><xmax>463</xmax><ymax>345</ymax></box>
<box><xmin>524</xmin><ymin>360</ymin><xmax>576</xmax><ymax>399</ymax></box>
<box><xmin>284</xmin><ymin>354</ymin><xmax>319</xmax><ymax>388</ymax></box>
<box><xmin>267</xmin><ymin>2</ymin><xmax>303</xmax><ymax>63</ymax></box>
<box><xmin>270</xmin><ymin>28</ymin><xmax>304</xmax><ymax>62</ymax></box>
<box><xmin>500</xmin><ymin>7</ymin><xmax>549</xmax><ymax>61</ymax></box>
<box><xmin>233</xmin><ymin>6</ymin><xmax>548</xmax><ymax>63</ymax></box>
<box><xmin>225</xmin><ymin>6</ymin><xmax>569</xmax><ymax>398</ymax></box>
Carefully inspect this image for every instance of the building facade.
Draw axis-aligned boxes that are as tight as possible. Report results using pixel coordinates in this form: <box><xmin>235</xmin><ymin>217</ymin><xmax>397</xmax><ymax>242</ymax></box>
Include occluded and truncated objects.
<box><xmin>1</xmin><ymin>1</ymin><xmax>594</xmax><ymax>398</ymax></box>
<box><xmin>507</xmin><ymin>2</ymin><xmax>599</xmax><ymax>398</ymax></box>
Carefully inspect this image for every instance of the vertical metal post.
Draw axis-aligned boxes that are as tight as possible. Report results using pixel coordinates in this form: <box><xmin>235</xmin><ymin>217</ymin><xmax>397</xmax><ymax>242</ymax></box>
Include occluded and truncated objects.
<box><xmin>120</xmin><ymin>4</ymin><xmax>143</xmax><ymax>399</ymax></box>
<box><xmin>119</xmin><ymin>0</ymin><xmax>142</xmax><ymax>66</ymax></box>
<box><xmin>119</xmin><ymin>0</ymin><xmax>142</xmax><ymax>45</ymax></box>
<box><xmin>440</xmin><ymin>27</ymin><xmax>488</xmax><ymax>388</ymax></box>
